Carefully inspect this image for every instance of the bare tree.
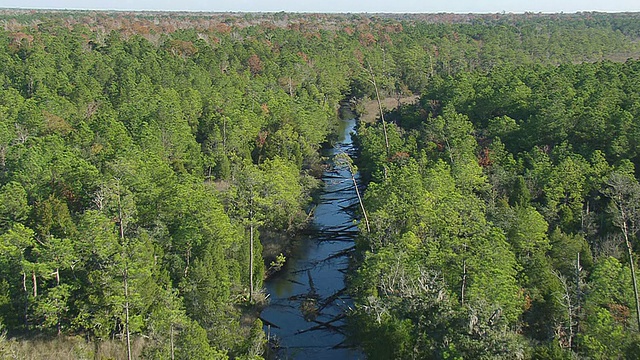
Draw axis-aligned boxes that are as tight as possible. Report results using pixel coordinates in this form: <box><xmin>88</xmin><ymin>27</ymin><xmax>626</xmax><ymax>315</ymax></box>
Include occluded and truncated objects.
<box><xmin>335</xmin><ymin>152</ymin><xmax>370</xmax><ymax>233</ymax></box>
<box><xmin>604</xmin><ymin>172</ymin><xmax>640</xmax><ymax>330</ymax></box>
<box><xmin>552</xmin><ymin>265</ymin><xmax>581</xmax><ymax>349</ymax></box>
<box><xmin>115</xmin><ymin>179</ymin><xmax>132</xmax><ymax>360</ymax></box>
<box><xmin>367</xmin><ymin>61</ymin><xmax>390</xmax><ymax>157</ymax></box>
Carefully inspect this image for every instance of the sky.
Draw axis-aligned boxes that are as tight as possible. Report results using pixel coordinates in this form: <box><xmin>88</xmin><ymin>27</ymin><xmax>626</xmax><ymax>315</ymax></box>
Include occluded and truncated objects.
<box><xmin>0</xmin><ymin>0</ymin><xmax>638</xmax><ymax>13</ymax></box>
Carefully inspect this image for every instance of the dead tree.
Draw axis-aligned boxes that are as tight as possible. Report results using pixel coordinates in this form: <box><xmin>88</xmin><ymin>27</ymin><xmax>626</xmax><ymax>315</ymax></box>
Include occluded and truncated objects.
<box><xmin>605</xmin><ymin>172</ymin><xmax>640</xmax><ymax>330</ymax></box>
<box><xmin>367</xmin><ymin>61</ymin><xmax>390</xmax><ymax>157</ymax></box>
<box><xmin>335</xmin><ymin>153</ymin><xmax>370</xmax><ymax>233</ymax></box>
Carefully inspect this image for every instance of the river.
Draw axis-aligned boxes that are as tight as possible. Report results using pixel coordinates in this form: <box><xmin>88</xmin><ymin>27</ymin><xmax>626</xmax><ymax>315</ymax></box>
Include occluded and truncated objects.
<box><xmin>260</xmin><ymin>117</ymin><xmax>364</xmax><ymax>359</ymax></box>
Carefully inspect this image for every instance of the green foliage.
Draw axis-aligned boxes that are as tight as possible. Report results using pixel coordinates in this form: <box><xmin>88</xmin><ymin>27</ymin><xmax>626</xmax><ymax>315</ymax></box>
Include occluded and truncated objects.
<box><xmin>350</xmin><ymin>23</ymin><xmax>640</xmax><ymax>356</ymax></box>
<box><xmin>175</xmin><ymin>320</ymin><xmax>229</xmax><ymax>360</ymax></box>
<box><xmin>269</xmin><ymin>253</ymin><xmax>286</xmax><ymax>272</ymax></box>
<box><xmin>0</xmin><ymin>181</ymin><xmax>30</xmax><ymax>230</ymax></box>
<box><xmin>2</xmin><ymin>10</ymin><xmax>640</xmax><ymax>359</ymax></box>
<box><xmin>258</xmin><ymin>157</ymin><xmax>305</xmax><ymax>230</ymax></box>
<box><xmin>579</xmin><ymin>257</ymin><xmax>640</xmax><ymax>358</ymax></box>
<box><xmin>353</xmin><ymin>150</ymin><xmax>526</xmax><ymax>357</ymax></box>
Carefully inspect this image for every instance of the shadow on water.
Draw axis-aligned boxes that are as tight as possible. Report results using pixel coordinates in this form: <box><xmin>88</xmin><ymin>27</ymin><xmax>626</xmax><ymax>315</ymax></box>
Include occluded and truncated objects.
<box><xmin>260</xmin><ymin>118</ymin><xmax>364</xmax><ymax>359</ymax></box>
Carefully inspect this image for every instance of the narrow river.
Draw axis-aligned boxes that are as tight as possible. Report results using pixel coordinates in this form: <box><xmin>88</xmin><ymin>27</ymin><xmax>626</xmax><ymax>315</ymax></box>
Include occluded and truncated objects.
<box><xmin>260</xmin><ymin>117</ymin><xmax>364</xmax><ymax>359</ymax></box>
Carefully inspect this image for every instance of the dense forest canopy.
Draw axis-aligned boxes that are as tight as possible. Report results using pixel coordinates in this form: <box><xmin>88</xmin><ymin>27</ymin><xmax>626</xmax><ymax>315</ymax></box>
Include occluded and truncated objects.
<box><xmin>1</xmin><ymin>9</ymin><xmax>640</xmax><ymax>359</ymax></box>
<box><xmin>352</xmin><ymin>59</ymin><xmax>640</xmax><ymax>359</ymax></box>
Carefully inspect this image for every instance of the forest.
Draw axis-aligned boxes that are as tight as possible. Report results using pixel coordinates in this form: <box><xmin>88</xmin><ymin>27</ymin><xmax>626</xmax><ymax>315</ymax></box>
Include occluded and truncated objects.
<box><xmin>1</xmin><ymin>9</ymin><xmax>640</xmax><ymax>359</ymax></box>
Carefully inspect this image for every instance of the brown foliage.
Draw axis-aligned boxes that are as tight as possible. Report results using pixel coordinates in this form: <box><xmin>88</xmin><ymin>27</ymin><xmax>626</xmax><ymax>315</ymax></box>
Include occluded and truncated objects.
<box><xmin>167</xmin><ymin>39</ymin><xmax>198</xmax><ymax>57</ymax></box>
<box><xmin>260</xmin><ymin>103</ymin><xmax>270</xmax><ymax>115</ymax></box>
<box><xmin>212</xmin><ymin>22</ymin><xmax>231</xmax><ymax>34</ymax></box>
<box><xmin>297</xmin><ymin>51</ymin><xmax>309</xmax><ymax>63</ymax></box>
<box><xmin>359</xmin><ymin>32</ymin><xmax>376</xmax><ymax>46</ymax></box>
<box><xmin>607</xmin><ymin>303</ymin><xmax>631</xmax><ymax>323</ymax></box>
<box><xmin>8</xmin><ymin>32</ymin><xmax>34</xmax><ymax>51</ymax></box>
<box><xmin>43</xmin><ymin>111</ymin><xmax>73</xmax><ymax>136</ymax></box>
<box><xmin>248</xmin><ymin>54</ymin><xmax>263</xmax><ymax>75</ymax></box>
<box><xmin>379</xmin><ymin>33</ymin><xmax>392</xmax><ymax>46</ymax></box>
<box><xmin>343</xmin><ymin>26</ymin><xmax>354</xmax><ymax>36</ymax></box>
<box><xmin>256</xmin><ymin>131</ymin><xmax>269</xmax><ymax>148</ymax></box>
<box><xmin>478</xmin><ymin>147</ymin><xmax>492</xmax><ymax>167</ymax></box>
<box><xmin>523</xmin><ymin>291</ymin><xmax>533</xmax><ymax>311</ymax></box>
<box><xmin>390</xmin><ymin>151</ymin><xmax>410</xmax><ymax>163</ymax></box>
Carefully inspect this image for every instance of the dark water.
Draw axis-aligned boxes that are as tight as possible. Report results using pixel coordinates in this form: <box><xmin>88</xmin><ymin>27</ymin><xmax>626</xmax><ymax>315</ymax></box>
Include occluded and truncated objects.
<box><xmin>261</xmin><ymin>118</ymin><xmax>364</xmax><ymax>359</ymax></box>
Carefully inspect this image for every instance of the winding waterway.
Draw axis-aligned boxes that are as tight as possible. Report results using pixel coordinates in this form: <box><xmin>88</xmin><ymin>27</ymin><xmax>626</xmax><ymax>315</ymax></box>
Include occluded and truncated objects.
<box><xmin>261</xmin><ymin>118</ymin><xmax>364</xmax><ymax>359</ymax></box>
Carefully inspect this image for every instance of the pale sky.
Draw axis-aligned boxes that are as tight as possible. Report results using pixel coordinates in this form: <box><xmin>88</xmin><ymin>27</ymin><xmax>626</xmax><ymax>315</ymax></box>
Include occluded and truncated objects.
<box><xmin>0</xmin><ymin>0</ymin><xmax>638</xmax><ymax>13</ymax></box>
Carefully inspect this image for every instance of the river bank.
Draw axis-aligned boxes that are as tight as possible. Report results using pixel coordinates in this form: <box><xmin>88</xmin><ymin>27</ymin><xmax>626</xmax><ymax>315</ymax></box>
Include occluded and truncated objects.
<box><xmin>357</xmin><ymin>95</ymin><xmax>419</xmax><ymax>123</ymax></box>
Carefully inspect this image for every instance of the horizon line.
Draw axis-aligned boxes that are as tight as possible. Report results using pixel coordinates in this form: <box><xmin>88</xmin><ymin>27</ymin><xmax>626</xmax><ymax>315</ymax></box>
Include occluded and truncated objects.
<box><xmin>1</xmin><ymin>7</ymin><xmax>638</xmax><ymax>15</ymax></box>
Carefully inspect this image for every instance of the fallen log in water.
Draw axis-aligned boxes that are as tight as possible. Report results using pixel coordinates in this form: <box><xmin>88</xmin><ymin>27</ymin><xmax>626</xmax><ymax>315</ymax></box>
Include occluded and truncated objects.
<box><xmin>259</xmin><ymin>316</ymin><xmax>281</xmax><ymax>329</ymax></box>
<box><xmin>291</xmin><ymin>247</ymin><xmax>355</xmax><ymax>274</ymax></box>
<box><xmin>316</xmin><ymin>233</ymin><xmax>359</xmax><ymax>242</ymax></box>
<box><xmin>321</xmin><ymin>247</ymin><xmax>355</xmax><ymax>262</ymax></box>
<box><xmin>304</xmin><ymin>205</ymin><xmax>316</xmax><ymax>222</ymax></box>
<box><xmin>340</xmin><ymin>195</ymin><xmax>357</xmax><ymax>202</ymax></box>
<box><xmin>295</xmin><ymin>314</ymin><xmax>347</xmax><ymax>335</ymax></box>
<box><xmin>317</xmin><ymin>288</ymin><xmax>346</xmax><ymax>312</ymax></box>
<box><xmin>287</xmin><ymin>292</ymin><xmax>322</xmax><ymax>304</ymax></box>
<box><xmin>307</xmin><ymin>270</ymin><xmax>317</xmax><ymax>295</ymax></box>
<box><xmin>338</xmin><ymin>202</ymin><xmax>359</xmax><ymax>211</ymax></box>
<box><xmin>331</xmin><ymin>339</ymin><xmax>350</xmax><ymax>349</ymax></box>
<box><xmin>323</xmin><ymin>172</ymin><xmax>343</xmax><ymax>179</ymax></box>
<box><xmin>322</xmin><ymin>186</ymin><xmax>353</xmax><ymax>195</ymax></box>
<box><xmin>317</xmin><ymin>230</ymin><xmax>359</xmax><ymax>238</ymax></box>
<box><xmin>321</xmin><ymin>224</ymin><xmax>357</xmax><ymax>233</ymax></box>
<box><xmin>287</xmin><ymin>278</ymin><xmax>305</xmax><ymax>286</ymax></box>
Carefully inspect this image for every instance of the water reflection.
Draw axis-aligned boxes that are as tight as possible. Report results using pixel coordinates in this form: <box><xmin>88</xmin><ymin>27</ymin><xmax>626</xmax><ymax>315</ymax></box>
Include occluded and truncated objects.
<box><xmin>261</xmin><ymin>118</ymin><xmax>363</xmax><ymax>359</ymax></box>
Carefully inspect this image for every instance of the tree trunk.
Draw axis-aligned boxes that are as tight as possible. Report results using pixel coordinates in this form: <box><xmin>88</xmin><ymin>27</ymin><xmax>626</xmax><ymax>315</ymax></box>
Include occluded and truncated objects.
<box><xmin>170</xmin><ymin>323</ymin><xmax>175</xmax><ymax>360</ymax></box>
<box><xmin>351</xmin><ymin>174</ymin><xmax>370</xmax><ymax>233</ymax></box>
<box><xmin>625</xmin><ymin>231</ymin><xmax>640</xmax><ymax>330</ymax></box>
<box><xmin>552</xmin><ymin>270</ymin><xmax>575</xmax><ymax>348</ymax></box>
<box><xmin>461</xmin><ymin>259</ymin><xmax>467</xmax><ymax>306</ymax></box>
<box><xmin>368</xmin><ymin>63</ymin><xmax>389</xmax><ymax>156</ymax></box>
<box><xmin>223</xmin><ymin>117</ymin><xmax>227</xmax><ymax>152</ymax></box>
<box><xmin>23</xmin><ymin>272</ymin><xmax>28</xmax><ymax>326</ymax></box>
<box><xmin>575</xmin><ymin>252</ymin><xmax>582</xmax><ymax>340</ymax></box>
<box><xmin>0</xmin><ymin>146</ymin><xmax>6</xmax><ymax>168</ymax></box>
<box><xmin>32</xmin><ymin>270</ymin><xmax>37</xmax><ymax>298</ymax></box>
<box><xmin>124</xmin><ymin>267</ymin><xmax>132</xmax><ymax>360</ymax></box>
<box><xmin>250</xmin><ymin>222</ymin><xmax>254</xmax><ymax>302</ymax></box>
<box><xmin>249</xmin><ymin>193</ymin><xmax>255</xmax><ymax>303</ymax></box>
<box><xmin>118</xmin><ymin>186</ymin><xmax>132</xmax><ymax>360</ymax></box>
<box><xmin>621</xmin><ymin>212</ymin><xmax>640</xmax><ymax>330</ymax></box>
<box><xmin>288</xmin><ymin>76</ymin><xmax>293</xmax><ymax>96</ymax></box>
<box><xmin>56</xmin><ymin>267</ymin><xmax>61</xmax><ymax>335</ymax></box>
<box><xmin>184</xmin><ymin>245</ymin><xmax>191</xmax><ymax>277</ymax></box>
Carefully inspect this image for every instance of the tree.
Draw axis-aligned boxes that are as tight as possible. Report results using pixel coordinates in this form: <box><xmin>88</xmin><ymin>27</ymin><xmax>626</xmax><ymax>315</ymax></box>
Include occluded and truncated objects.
<box><xmin>0</xmin><ymin>182</ymin><xmax>30</xmax><ymax>231</ymax></box>
<box><xmin>32</xmin><ymin>235</ymin><xmax>76</xmax><ymax>335</ymax></box>
<box><xmin>604</xmin><ymin>172</ymin><xmax>640</xmax><ymax>330</ymax></box>
<box><xmin>227</xmin><ymin>157</ymin><xmax>306</xmax><ymax>302</ymax></box>
<box><xmin>259</xmin><ymin>157</ymin><xmax>305</xmax><ymax>230</ymax></box>
<box><xmin>0</xmin><ymin>224</ymin><xmax>36</xmax><ymax>327</ymax></box>
<box><xmin>231</xmin><ymin>163</ymin><xmax>263</xmax><ymax>303</ymax></box>
<box><xmin>145</xmin><ymin>287</ymin><xmax>186</xmax><ymax>360</ymax></box>
<box><xmin>175</xmin><ymin>319</ymin><xmax>228</xmax><ymax>360</ymax></box>
<box><xmin>366</xmin><ymin>61</ymin><xmax>390</xmax><ymax>156</ymax></box>
<box><xmin>335</xmin><ymin>152</ymin><xmax>370</xmax><ymax>233</ymax></box>
<box><xmin>72</xmin><ymin>210</ymin><xmax>123</xmax><ymax>338</ymax></box>
<box><xmin>580</xmin><ymin>257</ymin><xmax>639</xmax><ymax>358</ymax></box>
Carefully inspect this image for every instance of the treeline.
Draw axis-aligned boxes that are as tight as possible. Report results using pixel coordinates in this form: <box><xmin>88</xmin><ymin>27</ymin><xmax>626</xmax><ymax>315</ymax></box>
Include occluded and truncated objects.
<box><xmin>1</xmin><ymin>10</ymin><xmax>640</xmax><ymax>359</ymax></box>
<box><xmin>351</xmin><ymin>59</ymin><xmax>640</xmax><ymax>358</ymax></box>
